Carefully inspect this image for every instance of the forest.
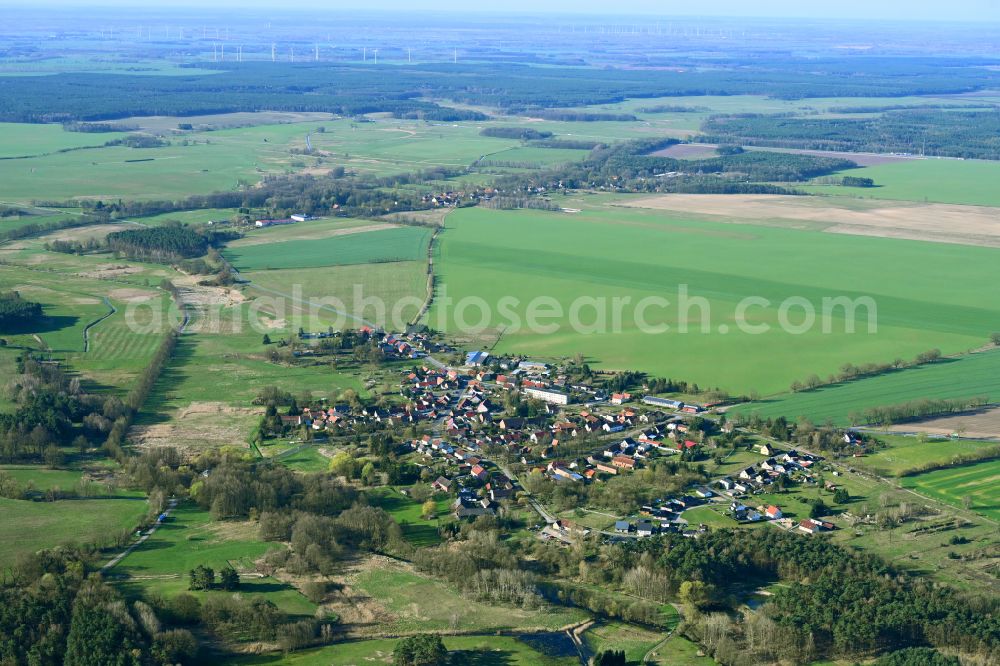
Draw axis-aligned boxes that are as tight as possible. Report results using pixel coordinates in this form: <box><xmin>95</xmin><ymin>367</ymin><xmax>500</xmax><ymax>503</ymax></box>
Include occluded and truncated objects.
<box><xmin>492</xmin><ymin>138</ymin><xmax>857</xmax><ymax>197</ymax></box>
<box><xmin>0</xmin><ymin>56</ymin><xmax>998</xmax><ymax>122</ymax></box>
<box><xmin>104</xmin><ymin>226</ymin><xmax>209</xmax><ymax>262</ymax></box>
<box><xmin>700</xmin><ymin>109</ymin><xmax>1000</xmax><ymax>160</ymax></box>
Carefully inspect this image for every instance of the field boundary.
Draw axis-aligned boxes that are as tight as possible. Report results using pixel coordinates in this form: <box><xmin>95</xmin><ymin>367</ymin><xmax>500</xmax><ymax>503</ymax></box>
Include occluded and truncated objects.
<box><xmin>411</xmin><ymin>216</ymin><xmax>449</xmax><ymax>327</ymax></box>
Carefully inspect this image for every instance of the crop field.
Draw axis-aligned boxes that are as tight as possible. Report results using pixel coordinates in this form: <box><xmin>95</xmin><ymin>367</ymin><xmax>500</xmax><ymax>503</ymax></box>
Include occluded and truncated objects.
<box><xmin>803</xmin><ymin>158</ymin><xmax>1000</xmax><ymax>207</ymax></box>
<box><xmin>0</xmin><ymin>496</ymin><xmax>147</xmax><ymax>566</ymax></box>
<box><xmin>226</xmin><ymin>635</ymin><xmax>578</xmax><ymax>666</ymax></box>
<box><xmin>430</xmin><ymin>202</ymin><xmax>1000</xmax><ymax>394</ymax></box>
<box><xmin>352</xmin><ymin>562</ymin><xmax>586</xmax><ymax>634</ymax></box>
<box><xmin>110</xmin><ymin>502</ymin><xmax>316</xmax><ymax>617</ymax></box>
<box><xmin>731</xmin><ymin>349</ymin><xmax>1000</xmax><ymax>424</ymax></box>
<box><xmin>483</xmin><ymin>145</ymin><xmax>592</xmax><ymax>165</ymax></box>
<box><xmin>888</xmin><ymin>405</ymin><xmax>1000</xmax><ymax>440</ymax></box>
<box><xmin>901</xmin><ymin>459</ymin><xmax>1000</xmax><ymax>521</ymax></box>
<box><xmin>241</xmin><ymin>260</ymin><xmax>428</xmax><ymax>329</ymax></box>
<box><xmin>224</xmin><ymin>225</ymin><xmax>432</xmax><ymax>271</ymax></box>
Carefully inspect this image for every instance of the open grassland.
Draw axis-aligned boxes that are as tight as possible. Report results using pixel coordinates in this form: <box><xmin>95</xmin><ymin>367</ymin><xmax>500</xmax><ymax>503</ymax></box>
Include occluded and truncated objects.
<box><xmin>351</xmin><ymin>560</ymin><xmax>587</xmax><ymax>635</ymax></box>
<box><xmin>0</xmin><ymin>496</ymin><xmax>146</xmax><ymax>566</ymax></box>
<box><xmin>430</xmin><ymin>202</ymin><xmax>1000</xmax><ymax>394</ymax></box>
<box><xmin>901</xmin><ymin>459</ymin><xmax>1000</xmax><ymax>521</ymax></box>
<box><xmin>226</xmin><ymin>635</ymin><xmax>578</xmax><ymax>666</ymax></box>
<box><xmin>647</xmin><ymin>634</ymin><xmax>715</xmax><ymax>666</ymax></box>
<box><xmin>110</xmin><ymin>502</ymin><xmax>315</xmax><ymax>617</ymax></box>
<box><xmin>803</xmin><ymin>158</ymin><xmax>1000</xmax><ymax>207</ymax></box>
<box><xmin>731</xmin><ymin>350</ymin><xmax>1000</xmax><ymax>424</ymax></box>
<box><xmin>0</xmin><ymin>465</ymin><xmax>84</xmax><ymax>490</ymax></box>
<box><xmin>0</xmin><ymin>122</ymin><xmax>129</xmax><ymax>158</ymax></box>
<box><xmin>854</xmin><ymin>435</ymin><xmax>1000</xmax><ymax>477</ymax></box>
<box><xmin>225</xmin><ymin>225</ymin><xmax>432</xmax><ymax>271</ymax></box>
<box><xmin>132</xmin><ymin>310</ymin><xmax>365</xmax><ymax>441</ymax></box>
<box><xmin>583</xmin><ymin>620</ymin><xmax>672</xmax><ymax>664</ymax></box>
<box><xmin>131</xmin><ymin>207</ymin><xmax>240</xmax><ymax>226</ymax></box>
<box><xmin>0</xmin><ymin>114</ymin><xmax>577</xmax><ymax>202</ymax></box>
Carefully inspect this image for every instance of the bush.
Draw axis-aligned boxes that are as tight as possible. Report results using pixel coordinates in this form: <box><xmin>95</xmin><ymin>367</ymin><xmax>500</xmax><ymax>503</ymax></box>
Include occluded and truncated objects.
<box><xmin>301</xmin><ymin>581</ymin><xmax>329</xmax><ymax>604</ymax></box>
<box><xmin>394</xmin><ymin>634</ymin><xmax>448</xmax><ymax>666</ymax></box>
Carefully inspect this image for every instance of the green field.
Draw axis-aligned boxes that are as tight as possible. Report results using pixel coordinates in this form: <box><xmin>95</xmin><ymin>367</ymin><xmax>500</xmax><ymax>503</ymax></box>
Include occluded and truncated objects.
<box><xmin>226</xmin><ymin>635</ymin><xmax>578</xmax><ymax>666</ymax></box>
<box><xmin>731</xmin><ymin>350</ymin><xmax>1000</xmax><ymax>424</ymax></box>
<box><xmin>853</xmin><ymin>435</ymin><xmax>1000</xmax><ymax>477</ymax></box>
<box><xmin>804</xmin><ymin>158</ymin><xmax>1000</xmax><ymax>207</ymax></box>
<box><xmin>430</xmin><ymin>201</ymin><xmax>1000</xmax><ymax>394</ymax></box>
<box><xmin>224</xmin><ymin>226</ymin><xmax>432</xmax><ymax>271</ymax></box>
<box><xmin>0</xmin><ymin>122</ymin><xmax>129</xmax><ymax>158</ymax></box>
<box><xmin>242</xmin><ymin>260</ymin><xmax>428</xmax><ymax>329</ymax></box>
<box><xmin>0</xmin><ymin>259</ymin><xmax>172</xmax><ymax>393</ymax></box>
<box><xmin>110</xmin><ymin>502</ymin><xmax>315</xmax><ymax>617</ymax></box>
<box><xmin>353</xmin><ymin>565</ymin><xmax>587</xmax><ymax>634</ymax></box>
<box><xmin>367</xmin><ymin>486</ymin><xmax>452</xmax><ymax>546</ymax></box>
<box><xmin>0</xmin><ymin>496</ymin><xmax>146</xmax><ymax>565</ymax></box>
<box><xmin>901</xmin><ymin>459</ymin><xmax>1000</xmax><ymax>521</ymax></box>
<box><xmin>583</xmin><ymin>620</ymin><xmax>667</xmax><ymax>664</ymax></box>
<box><xmin>0</xmin><ymin>465</ymin><xmax>84</xmax><ymax>490</ymax></box>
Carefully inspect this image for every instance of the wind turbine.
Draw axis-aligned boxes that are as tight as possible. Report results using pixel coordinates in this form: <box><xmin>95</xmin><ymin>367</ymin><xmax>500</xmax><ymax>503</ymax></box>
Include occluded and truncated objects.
<box><xmin>372</xmin><ymin>48</ymin><xmax>378</xmax><ymax>65</ymax></box>
<box><xmin>271</xmin><ymin>43</ymin><xmax>276</xmax><ymax>62</ymax></box>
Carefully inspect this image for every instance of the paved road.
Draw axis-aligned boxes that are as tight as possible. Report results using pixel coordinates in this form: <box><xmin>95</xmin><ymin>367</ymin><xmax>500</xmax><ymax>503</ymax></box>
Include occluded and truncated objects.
<box><xmin>100</xmin><ymin>498</ymin><xmax>178</xmax><ymax>573</ymax></box>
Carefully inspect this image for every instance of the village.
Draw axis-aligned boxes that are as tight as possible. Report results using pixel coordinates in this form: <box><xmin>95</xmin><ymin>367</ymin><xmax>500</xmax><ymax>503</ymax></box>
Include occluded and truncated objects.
<box><xmin>261</xmin><ymin>328</ymin><xmax>855</xmax><ymax>546</ymax></box>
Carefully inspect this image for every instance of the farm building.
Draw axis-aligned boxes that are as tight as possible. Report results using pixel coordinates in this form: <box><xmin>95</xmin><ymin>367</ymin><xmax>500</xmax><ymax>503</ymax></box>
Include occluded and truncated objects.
<box><xmin>466</xmin><ymin>351</ymin><xmax>490</xmax><ymax>366</ymax></box>
<box><xmin>642</xmin><ymin>396</ymin><xmax>684</xmax><ymax>410</ymax></box>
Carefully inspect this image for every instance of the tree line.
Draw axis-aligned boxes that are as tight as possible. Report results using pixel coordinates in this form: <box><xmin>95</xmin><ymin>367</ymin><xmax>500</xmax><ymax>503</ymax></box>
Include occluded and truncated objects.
<box><xmin>700</xmin><ymin>109</ymin><xmax>1000</xmax><ymax>160</ymax></box>
<box><xmin>0</xmin><ymin>291</ymin><xmax>43</xmax><ymax>330</ymax></box>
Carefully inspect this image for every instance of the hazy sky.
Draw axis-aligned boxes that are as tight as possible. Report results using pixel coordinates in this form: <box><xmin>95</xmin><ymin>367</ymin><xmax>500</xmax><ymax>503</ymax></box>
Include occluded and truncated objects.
<box><xmin>6</xmin><ymin>1</ymin><xmax>1000</xmax><ymax>22</ymax></box>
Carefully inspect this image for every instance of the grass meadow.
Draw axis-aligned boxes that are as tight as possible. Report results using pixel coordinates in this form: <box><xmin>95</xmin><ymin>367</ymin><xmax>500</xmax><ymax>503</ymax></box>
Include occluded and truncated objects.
<box><xmin>366</xmin><ymin>486</ymin><xmax>452</xmax><ymax>547</ymax></box>
<box><xmin>0</xmin><ymin>122</ymin><xmax>129</xmax><ymax>158</ymax></box>
<box><xmin>582</xmin><ymin>620</ymin><xmax>668</xmax><ymax>664</ymax></box>
<box><xmin>430</xmin><ymin>202</ymin><xmax>1000</xmax><ymax>394</ymax></box>
<box><xmin>731</xmin><ymin>349</ymin><xmax>1000</xmax><ymax>424</ymax></box>
<box><xmin>225</xmin><ymin>635</ymin><xmax>579</xmax><ymax>666</ymax></box>
<box><xmin>352</xmin><ymin>565</ymin><xmax>586</xmax><ymax>635</ymax></box>
<box><xmin>110</xmin><ymin>502</ymin><xmax>315</xmax><ymax>617</ymax></box>
<box><xmin>0</xmin><ymin>496</ymin><xmax>147</xmax><ymax>566</ymax></box>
